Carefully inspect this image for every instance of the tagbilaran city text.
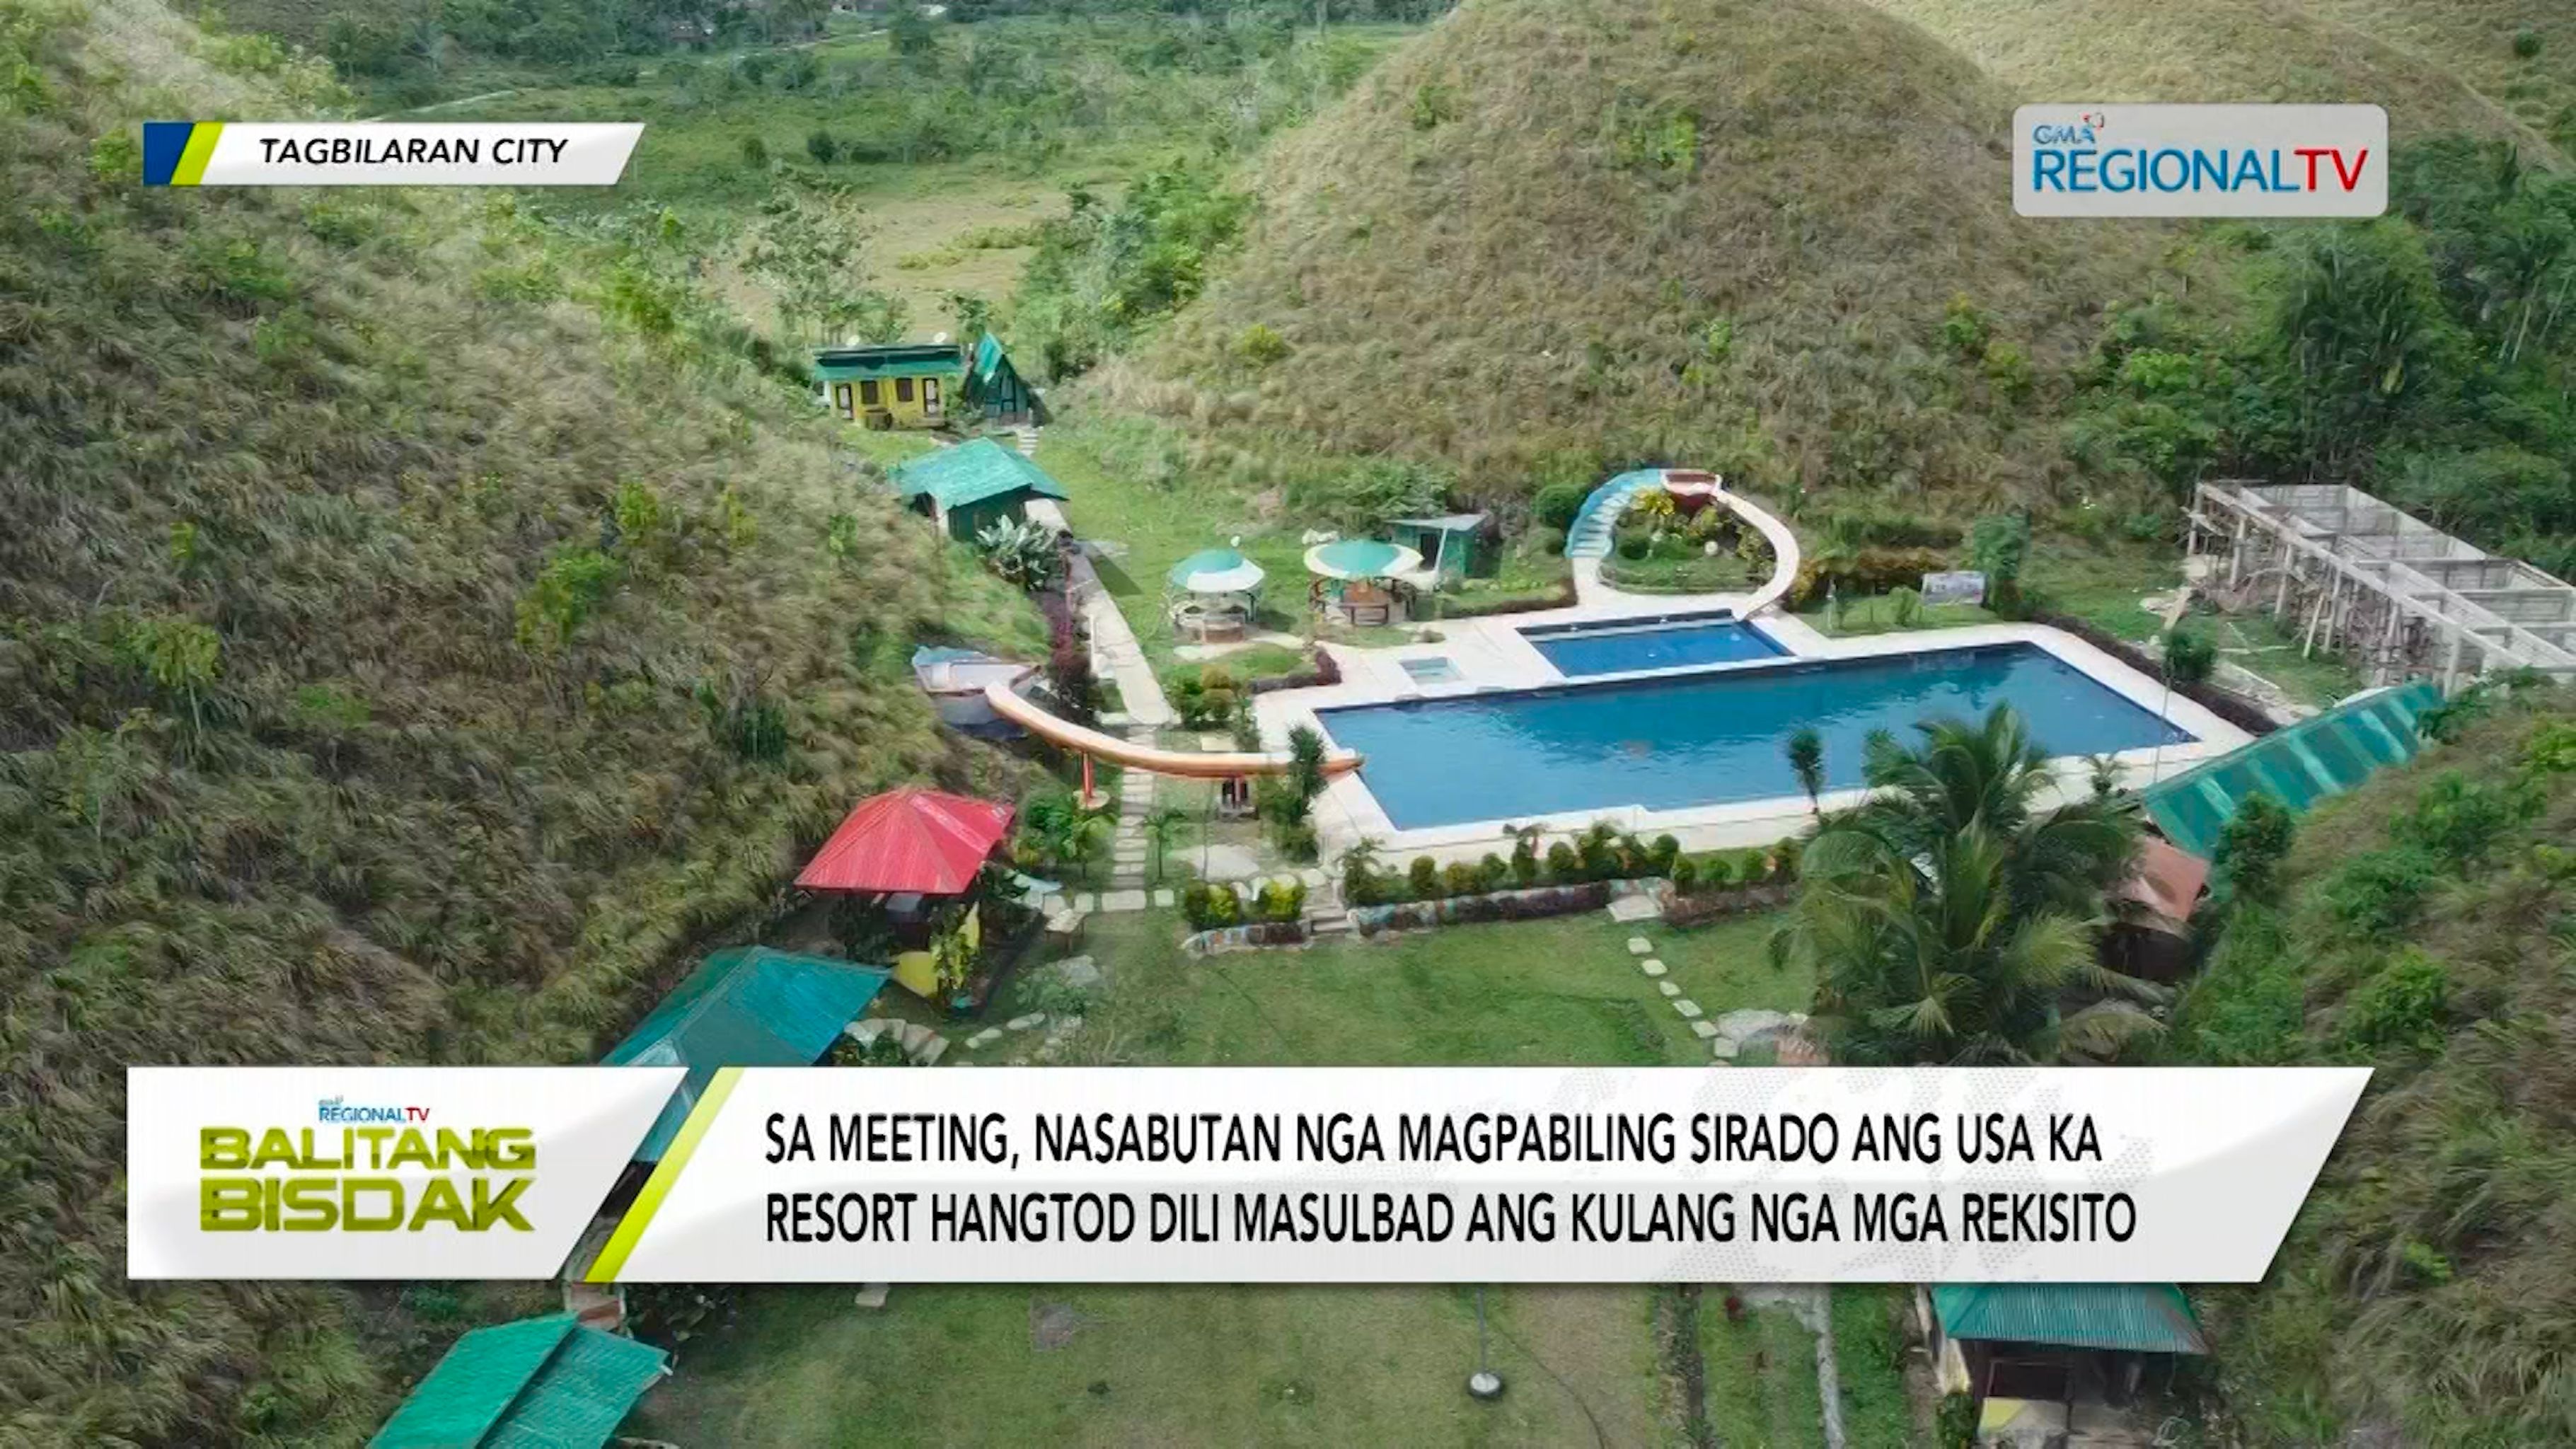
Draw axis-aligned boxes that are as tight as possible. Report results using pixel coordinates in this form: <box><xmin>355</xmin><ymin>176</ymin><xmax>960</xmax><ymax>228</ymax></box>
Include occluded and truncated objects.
<box><xmin>760</xmin><ymin>1109</ymin><xmax>2136</xmax><ymax>1248</ymax></box>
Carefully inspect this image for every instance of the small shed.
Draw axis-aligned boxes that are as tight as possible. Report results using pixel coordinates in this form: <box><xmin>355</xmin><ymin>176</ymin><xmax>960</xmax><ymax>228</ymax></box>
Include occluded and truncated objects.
<box><xmin>891</xmin><ymin>439</ymin><xmax>1071</xmax><ymax>542</ymax></box>
<box><xmin>959</xmin><ymin>334</ymin><xmax>1049</xmax><ymax>425</ymax></box>
<box><xmin>1387</xmin><ymin>512</ymin><xmax>1491</xmax><ymax>582</ymax></box>
<box><xmin>603</xmin><ymin>947</ymin><xmax>891</xmax><ymax>1162</ymax></box>
<box><xmin>1928</xmin><ymin>1283</ymin><xmax>2207</xmax><ymax>1443</ymax></box>
<box><xmin>371</xmin><ymin>1313</ymin><xmax>670</xmax><ymax>1449</ymax></box>
<box><xmin>815</xmin><ymin>341</ymin><xmax>967</xmax><ymax>429</ymax></box>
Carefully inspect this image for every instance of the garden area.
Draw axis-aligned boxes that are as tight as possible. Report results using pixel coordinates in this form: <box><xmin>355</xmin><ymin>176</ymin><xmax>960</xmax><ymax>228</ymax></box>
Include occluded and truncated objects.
<box><xmin>634</xmin><ymin>904</ymin><xmax>1918</xmax><ymax>1445</ymax></box>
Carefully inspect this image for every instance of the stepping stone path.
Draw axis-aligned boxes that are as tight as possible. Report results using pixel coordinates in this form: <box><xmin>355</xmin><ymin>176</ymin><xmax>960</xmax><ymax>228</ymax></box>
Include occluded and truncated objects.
<box><xmin>1007</xmin><ymin>1013</ymin><xmax>1047</xmax><ymax>1032</ymax></box>
<box><xmin>966</xmin><ymin>1029</ymin><xmax>1003</xmax><ymax>1050</ymax></box>
<box><xmin>1691</xmin><ymin>1020</ymin><xmax>1719</xmax><ymax>1039</ymax></box>
<box><xmin>845</xmin><ymin>1016</ymin><xmax>953</xmax><ymax>1066</ymax></box>
<box><xmin>1627</xmin><ymin>937</ymin><xmax>1653</xmax><ymax>957</ymax></box>
<box><xmin>1106</xmin><ymin>724</ymin><xmax>1159</xmax><ymax>904</ymax></box>
<box><xmin>1640</xmin><ymin>958</ymin><xmax>1666</xmax><ymax>977</ymax></box>
<box><xmin>1658</xmin><ymin>981</ymin><xmax>1681</xmax><ymax>998</ymax></box>
<box><xmin>1673</xmin><ymin>999</ymin><xmax>1703</xmax><ymax>1019</ymax></box>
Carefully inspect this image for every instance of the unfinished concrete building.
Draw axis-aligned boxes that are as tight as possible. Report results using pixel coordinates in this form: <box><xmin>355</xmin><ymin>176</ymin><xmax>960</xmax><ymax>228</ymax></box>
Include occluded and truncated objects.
<box><xmin>2188</xmin><ymin>481</ymin><xmax>2576</xmax><ymax>693</ymax></box>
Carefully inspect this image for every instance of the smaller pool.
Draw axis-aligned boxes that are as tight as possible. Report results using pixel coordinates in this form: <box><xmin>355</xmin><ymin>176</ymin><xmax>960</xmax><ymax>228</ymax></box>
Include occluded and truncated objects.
<box><xmin>1523</xmin><ymin>613</ymin><xmax>1785</xmax><ymax>676</ymax></box>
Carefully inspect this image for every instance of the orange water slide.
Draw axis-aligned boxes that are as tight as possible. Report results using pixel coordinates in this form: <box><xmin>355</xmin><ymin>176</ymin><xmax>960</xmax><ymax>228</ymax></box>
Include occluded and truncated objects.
<box><xmin>982</xmin><ymin>683</ymin><xmax>1363</xmax><ymax>778</ymax></box>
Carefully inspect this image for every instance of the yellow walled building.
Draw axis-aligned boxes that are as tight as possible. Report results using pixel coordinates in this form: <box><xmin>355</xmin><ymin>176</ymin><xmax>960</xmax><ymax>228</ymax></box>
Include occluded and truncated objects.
<box><xmin>814</xmin><ymin>341</ymin><xmax>965</xmax><ymax>429</ymax></box>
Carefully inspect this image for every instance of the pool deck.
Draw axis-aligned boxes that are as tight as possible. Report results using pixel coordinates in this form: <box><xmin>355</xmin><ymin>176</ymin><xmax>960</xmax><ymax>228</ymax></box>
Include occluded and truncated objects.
<box><xmin>1251</xmin><ymin>587</ymin><xmax>2254</xmax><ymax>866</ymax></box>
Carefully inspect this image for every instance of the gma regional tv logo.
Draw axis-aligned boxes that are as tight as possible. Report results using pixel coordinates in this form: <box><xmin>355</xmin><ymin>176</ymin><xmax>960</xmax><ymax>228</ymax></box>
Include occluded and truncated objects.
<box><xmin>2014</xmin><ymin>104</ymin><xmax>2386</xmax><ymax>217</ymax></box>
<box><xmin>199</xmin><ymin>1097</ymin><xmax>538</xmax><ymax>1233</ymax></box>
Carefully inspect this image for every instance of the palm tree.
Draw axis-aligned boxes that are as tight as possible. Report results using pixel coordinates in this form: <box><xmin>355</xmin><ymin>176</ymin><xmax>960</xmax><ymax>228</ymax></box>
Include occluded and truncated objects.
<box><xmin>1808</xmin><ymin>705</ymin><xmax>2140</xmax><ymax>919</ymax></box>
<box><xmin>1785</xmin><ymin>727</ymin><xmax>1825</xmax><ymax>816</ymax></box>
<box><xmin>1779</xmin><ymin>824</ymin><xmax>2166</xmax><ymax>1065</ymax></box>
<box><xmin>1773</xmin><ymin>704</ymin><xmax>2160</xmax><ymax>1064</ymax></box>
<box><xmin>1140</xmin><ymin>806</ymin><xmax>1189</xmax><ymax>885</ymax></box>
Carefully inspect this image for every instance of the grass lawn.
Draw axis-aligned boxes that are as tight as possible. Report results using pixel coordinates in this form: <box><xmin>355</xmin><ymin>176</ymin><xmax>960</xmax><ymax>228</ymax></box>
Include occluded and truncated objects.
<box><xmin>645</xmin><ymin>906</ymin><xmax>1816</xmax><ymax>1443</ymax></box>
<box><xmin>1702</xmin><ymin>1295</ymin><xmax>1828</xmax><ymax>1448</ymax></box>
<box><xmin>632</xmin><ymin>1281</ymin><xmax>1666</xmax><ymax>1448</ymax></box>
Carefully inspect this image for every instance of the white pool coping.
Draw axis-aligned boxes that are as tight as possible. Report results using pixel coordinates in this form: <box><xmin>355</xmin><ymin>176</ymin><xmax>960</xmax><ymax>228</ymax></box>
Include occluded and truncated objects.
<box><xmin>1250</xmin><ymin>605</ymin><xmax>2253</xmax><ymax>867</ymax></box>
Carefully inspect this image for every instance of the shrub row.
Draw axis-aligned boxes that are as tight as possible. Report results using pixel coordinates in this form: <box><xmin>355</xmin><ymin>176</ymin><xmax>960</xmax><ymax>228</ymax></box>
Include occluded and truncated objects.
<box><xmin>1346</xmin><ymin>826</ymin><xmax>1801</xmax><ymax>907</ymax></box>
<box><xmin>1180</xmin><ymin>878</ymin><xmax>1307</xmax><ymax>930</ymax></box>
<box><xmin>1427</xmin><ymin>576</ymin><xmax>1581</xmax><ymax>620</ymax></box>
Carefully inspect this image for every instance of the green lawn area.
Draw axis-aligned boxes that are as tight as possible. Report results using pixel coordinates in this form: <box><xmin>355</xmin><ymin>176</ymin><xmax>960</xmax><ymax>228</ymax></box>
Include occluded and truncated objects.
<box><xmin>644</xmin><ymin>907</ymin><xmax>1827</xmax><ymax>1443</ymax></box>
<box><xmin>1038</xmin><ymin>417</ymin><xmax>1566</xmax><ymax>674</ymax></box>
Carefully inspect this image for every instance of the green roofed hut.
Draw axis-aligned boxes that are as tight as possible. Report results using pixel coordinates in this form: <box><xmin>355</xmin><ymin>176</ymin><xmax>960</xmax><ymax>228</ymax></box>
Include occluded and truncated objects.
<box><xmin>2140</xmin><ymin>680</ymin><xmax>2442</xmax><ymax>862</ymax></box>
<box><xmin>959</xmin><ymin>334</ymin><xmax>1049</xmax><ymax>425</ymax></box>
<box><xmin>1386</xmin><ymin>512</ymin><xmax>1491</xmax><ymax>583</ymax></box>
<box><xmin>1928</xmin><ymin>1283</ymin><xmax>2207</xmax><ymax>1442</ymax></box>
<box><xmin>891</xmin><ymin>438</ymin><xmax>1070</xmax><ymax>543</ymax></box>
<box><xmin>371</xmin><ymin>1312</ymin><xmax>669</xmax><ymax>1449</ymax></box>
<box><xmin>603</xmin><ymin>947</ymin><xmax>891</xmax><ymax>1162</ymax></box>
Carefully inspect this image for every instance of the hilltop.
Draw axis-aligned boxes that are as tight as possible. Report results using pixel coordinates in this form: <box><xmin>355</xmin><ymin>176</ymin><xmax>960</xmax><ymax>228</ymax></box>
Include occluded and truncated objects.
<box><xmin>0</xmin><ymin>1</ymin><xmax>1036</xmax><ymax>1442</ymax></box>
<box><xmin>1121</xmin><ymin>0</ymin><xmax>2178</xmax><ymax>508</ymax></box>
<box><xmin>1861</xmin><ymin>0</ymin><xmax>2570</xmax><ymax>162</ymax></box>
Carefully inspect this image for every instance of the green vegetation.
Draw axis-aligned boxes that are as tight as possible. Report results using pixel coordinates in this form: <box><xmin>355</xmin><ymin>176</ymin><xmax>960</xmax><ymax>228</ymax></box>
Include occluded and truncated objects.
<box><xmin>642</xmin><ymin>907</ymin><xmax>1812</xmax><ymax>1441</ymax></box>
<box><xmin>0</xmin><ymin>3</ymin><xmax>1041</xmax><ymax>1439</ymax></box>
<box><xmin>2173</xmin><ymin>684</ymin><xmax>2576</xmax><ymax>1443</ymax></box>
<box><xmin>1778</xmin><ymin>707</ymin><xmax>2159</xmax><ymax>1064</ymax></box>
<box><xmin>1139</xmin><ymin>0</ymin><xmax>2157</xmax><ymax>503</ymax></box>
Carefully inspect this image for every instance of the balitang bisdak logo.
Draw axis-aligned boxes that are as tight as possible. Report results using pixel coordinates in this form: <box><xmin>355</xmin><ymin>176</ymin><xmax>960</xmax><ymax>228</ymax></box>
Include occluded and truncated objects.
<box><xmin>197</xmin><ymin>1095</ymin><xmax>537</xmax><ymax>1234</ymax></box>
<box><xmin>129</xmin><ymin>1067</ymin><xmax>680</xmax><ymax>1279</ymax></box>
<box><xmin>2014</xmin><ymin>104</ymin><xmax>2387</xmax><ymax>218</ymax></box>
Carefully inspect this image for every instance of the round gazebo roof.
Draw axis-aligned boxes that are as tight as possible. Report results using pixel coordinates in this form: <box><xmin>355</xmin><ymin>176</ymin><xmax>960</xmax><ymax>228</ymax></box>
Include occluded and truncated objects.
<box><xmin>1168</xmin><ymin>547</ymin><xmax>1266</xmax><ymax>594</ymax></box>
<box><xmin>1303</xmin><ymin>538</ymin><xmax>1422</xmax><ymax>581</ymax></box>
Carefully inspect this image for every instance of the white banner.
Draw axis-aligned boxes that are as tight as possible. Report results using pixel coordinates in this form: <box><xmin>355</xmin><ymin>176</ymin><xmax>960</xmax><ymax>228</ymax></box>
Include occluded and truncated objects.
<box><xmin>2015</xmin><ymin>104</ymin><xmax>2387</xmax><ymax>217</ymax></box>
<box><xmin>145</xmin><ymin>122</ymin><xmax>643</xmax><ymax>186</ymax></box>
<box><xmin>591</xmin><ymin>1066</ymin><xmax>2367</xmax><ymax>1284</ymax></box>
<box><xmin>126</xmin><ymin>1067</ymin><xmax>681</xmax><ymax>1278</ymax></box>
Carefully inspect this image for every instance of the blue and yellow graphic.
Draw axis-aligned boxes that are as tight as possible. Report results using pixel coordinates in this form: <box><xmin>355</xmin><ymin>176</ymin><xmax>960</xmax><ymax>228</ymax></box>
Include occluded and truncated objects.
<box><xmin>141</xmin><ymin>121</ymin><xmax>225</xmax><ymax>186</ymax></box>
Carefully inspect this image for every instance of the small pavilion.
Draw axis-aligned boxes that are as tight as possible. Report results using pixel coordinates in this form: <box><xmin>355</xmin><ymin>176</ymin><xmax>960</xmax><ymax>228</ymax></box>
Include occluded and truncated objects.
<box><xmin>797</xmin><ymin>786</ymin><xmax>1019</xmax><ymax>999</ymax></box>
<box><xmin>1304</xmin><ymin>538</ymin><xmax>1422</xmax><ymax>626</ymax></box>
<box><xmin>1167</xmin><ymin>545</ymin><xmax>1266</xmax><ymax>640</ymax></box>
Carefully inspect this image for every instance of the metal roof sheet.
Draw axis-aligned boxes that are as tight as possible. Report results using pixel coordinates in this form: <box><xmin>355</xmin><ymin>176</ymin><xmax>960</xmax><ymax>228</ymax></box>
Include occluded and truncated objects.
<box><xmin>891</xmin><ymin>438</ymin><xmax>1070</xmax><ymax>510</ymax></box>
<box><xmin>2141</xmin><ymin>681</ymin><xmax>2442</xmax><ymax>859</ymax></box>
<box><xmin>372</xmin><ymin>1314</ymin><xmax>670</xmax><ymax>1449</ymax></box>
<box><xmin>603</xmin><ymin>948</ymin><xmax>889</xmax><ymax>1160</ymax></box>
<box><xmin>1934</xmin><ymin>1283</ymin><xmax>2209</xmax><ymax>1354</ymax></box>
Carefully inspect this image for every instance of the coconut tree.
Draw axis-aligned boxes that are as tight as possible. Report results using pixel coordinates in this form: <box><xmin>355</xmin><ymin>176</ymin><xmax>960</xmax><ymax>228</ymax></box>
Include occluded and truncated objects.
<box><xmin>1785</xmin><ymin>727</ymin><xmax>1825</xmax><ymax>816</ymax></box>
<box><xmin>1778</xmin><ymin>823</ymin><xmax>2166</xmax><ymax>1065</ymax></box>
<box><xmin>1807</xmin><ymin>705</ymin><xmax>2141</xmax><ymax>920</ymax></box>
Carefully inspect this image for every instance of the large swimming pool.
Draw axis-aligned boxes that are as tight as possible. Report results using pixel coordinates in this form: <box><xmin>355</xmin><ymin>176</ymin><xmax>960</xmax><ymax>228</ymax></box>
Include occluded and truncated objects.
<box><xmin>1522</xmin><ymin>613</ymin><xmax>1784</xmax><ymax>676</ymax></box>
<box><xmin>1317</xmin><ymin>642</ymin><xmax>2194</xmax><ymax>829</ymax></box>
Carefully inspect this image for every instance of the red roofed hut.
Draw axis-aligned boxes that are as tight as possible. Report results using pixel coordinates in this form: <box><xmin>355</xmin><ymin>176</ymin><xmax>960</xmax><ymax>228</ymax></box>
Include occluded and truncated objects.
<box><xmin>798</xmin><ymin>787</ymin><xmax>1029</xmax><ymax>1005</ymax></box>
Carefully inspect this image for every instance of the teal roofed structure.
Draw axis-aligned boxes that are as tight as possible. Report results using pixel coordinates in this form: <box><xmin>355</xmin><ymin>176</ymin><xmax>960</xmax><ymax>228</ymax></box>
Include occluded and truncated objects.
<box><xmin>959</xmin><ymin>334</ymin><xmax>1049</xmax><ymax>423</ymax></box>
<box><xmin>1934</xmin><ymin>1283</ymin><xmax>2208</xmax><ymax>1355</ymax></box>
<box><xmin>2140</xmin><ymin>681</ymin><xmax>2444</xmax><ymax>860</ymax></box>
<box><xmin>891</xmin><ymin>438</ymin><xmax>1070</xmax><ymax>541</ymax></box>
<box><xmin>371</xmin><ymin>1313</ymin><xmax>669</xmax><ymax>1449</ymax></box>
<box><xmin>603</xmin><ymin>947</ymin><xmax>889</xmax><ymax>1162</ymax></box>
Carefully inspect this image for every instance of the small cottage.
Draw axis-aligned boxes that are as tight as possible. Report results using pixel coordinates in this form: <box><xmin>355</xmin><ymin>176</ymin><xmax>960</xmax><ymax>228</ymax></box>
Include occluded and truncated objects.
<box><xmin>371</xmin><ymin>1313</ymin><xmax>670</xmax><ymax>1449</ymax></box>
<box><xmin>815</xmin><ymin>341</ymin><xmax>966</xmax><ymax>429</ymax></box>
<box><xmin>959</xmin><ymin>334</ymin><xmax>1049</xmax><ymax>425</ymax></box>
<box><xmin>890</xmin><ymin>438</ymin><xmax>1070</xmax><ymax>542</ymax></box>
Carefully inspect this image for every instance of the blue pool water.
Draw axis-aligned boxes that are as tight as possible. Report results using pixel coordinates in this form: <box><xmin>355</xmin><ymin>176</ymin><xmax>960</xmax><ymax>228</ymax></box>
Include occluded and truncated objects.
<box><xmin>1317</xmin><ymin>643</ymin><xmax>2193</xmax><ymax>829</ymax></box>
<box><xmin>1524</xmin><ymin>614</ymin><xmax>1784</xmax><ymax>676</ymax></box>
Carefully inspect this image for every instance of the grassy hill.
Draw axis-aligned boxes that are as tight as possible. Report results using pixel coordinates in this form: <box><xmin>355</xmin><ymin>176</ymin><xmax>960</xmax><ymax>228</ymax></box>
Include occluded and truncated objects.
<box><xmin>1119</xmin><ymin>0</ymin><xmax>2183</xmax><ymax>509</ymax></box>
<box><xmin>1859</xmin><ymin>0</ymin><xmax>2569</xmax><ymax>162</ymax></box>
<box><xmin>2173</xmin><ymin>683</ymin><xmax>2576</xmax><ymax>1443</ymax></box>
<box><xmin>0</xmin><ymin>1</ymin><xmax>1039</xmax><ymax>1443</ymax></box>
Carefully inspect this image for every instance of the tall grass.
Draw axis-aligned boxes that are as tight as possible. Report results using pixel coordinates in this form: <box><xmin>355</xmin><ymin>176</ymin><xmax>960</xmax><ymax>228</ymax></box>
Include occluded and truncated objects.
<box><xmin>1124</xmin><ymin>0</ymin><xmax>2186</xmax><ymax>506</ymax></box>
<box><xmin>0</xmin><ymin>1</ymin><xmax>1039</xmax><ymax>1441</ymax></box>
